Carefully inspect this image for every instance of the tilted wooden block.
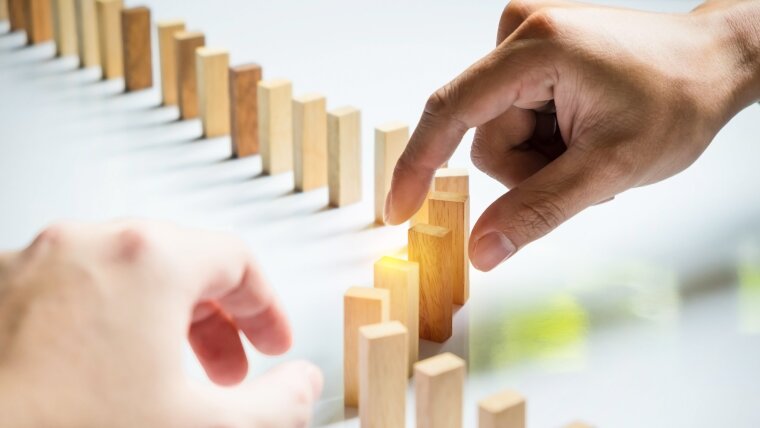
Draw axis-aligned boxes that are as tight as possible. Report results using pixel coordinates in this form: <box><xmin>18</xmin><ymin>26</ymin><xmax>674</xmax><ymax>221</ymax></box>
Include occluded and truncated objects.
<box><xmin>52</xmin><ymin>0</ymin><xmax>77</xmax><ymax>56</ymax></box>
<box><xmin>327</xmin><ymin>106</ymin><xmax>362</xmax><ymax>207</ymax></box>
<box><xmin>75</xmin><ymin>0</ymin><xmax>99</xmax><ymax>68</ymax></box>
<box><xmin>415</xmin><ymin>352</ymin><xmax>465</xmax><ymax>428</ymax></box>
<box><xmin>374</xmin><ymin>122</ymin><xmax>408</xmax><ymax>224</ymax></box>
<box><xmin>374</xmin><ymin>256</ymin><xmax>419</xmax><ymax>375</ymax></box>
<box><xmin>25</xmin><ymin>0</ymin><xmax>54</xmax><ymax>44</ymax></box>
<box><xmin>196</xmin><ymin>48</ymin><xmax>230</xmax><ymax>138</ymax></box>
<box><xmin>95</xmin><ymin>0</ymin><xmax>123</xmax><ymax>79</ymax></box>
<box><xmin>8</xmin><ymin>0</ymin><xmax>25</xmax><ymax>31</ymax></box>
<box><xmin>229</xmin><ymin>64</ymin><xmax>262</xmax><ymax>157</ymax></box>
<box><xmin>258</xmin><ymin>79</ymin><xmax>293</xmax><ymax>174</ymax></box>
<box><xmin>478</xmin><ymin>390</ymin><xmax>525</xmax><ymax>428</ymax></box>
<box><xmin>343</xmin><ymin>287</ymin><xmax>390</xmax><ymax>408</ymax></box>
<box><xmin>121</xmin><ymin>6</ymin><xmax>152</xmax><ymax>92</ymax></box>
<box><xmin>409</xmin><ymin>224</ymin><xmax>453</xmax><ymax>343</ymax></box>
<box><xmin>429</xmin><ymin>191</ymin><xmax>469</xmax><ymax>305</ymax></box>
<box><xmin>174</xmin><ymin>31</ymin><xmax>205</xmax><ymax>120</ymax></box>
<box><xmin>434</xmin><ymin>168</ymin><xmax>469</xmax><ymax>195</ymax></box>
<box><xmin>157</xmin><ymin>20</ymin><xmax>185</xmax><ymax>106</ymax></box>
<box><xmin>293</xmin><ymin>93</ymin><xmax>328</xmax><ymax>192</ymax></box>
<box><xmin>359</xmin><ymin>321</ymin><xmax>408</xmax><ymax>428</ymax></box>
<box><xmin>0</xmin><ymin>0</ymin><xmax>8</xmax><ymax>21</ymax></box>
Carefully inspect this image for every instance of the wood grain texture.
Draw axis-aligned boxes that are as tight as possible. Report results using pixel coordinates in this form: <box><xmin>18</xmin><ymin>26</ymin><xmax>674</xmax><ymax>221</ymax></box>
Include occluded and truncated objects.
<box><xmin>8</xmin><ymin>0</ymin><xmax>25</xmax><ymax>31</ymax></box>
<box><xmin>434</xmin><ymin>168</ymin><xmax>469</xmax><ymax>195</ymax></box>
<box><xmin>75</xmin><ymin>0</ymin><xmax>99</xmax><ymax>67</ymax></box>
<box><xmin>408</xmin><ymin>224</ymin><xmax>453</xmax><ymax>343</ymax></box>
<box><xmin>293</xmin><ymin>93</ymin><xmax>327</xmax><ymax>192</ymax></box>
<box><xmin>121</xmin><ymin>6</ymin><xmax>152</xmax><ymax>92</ymax></box>
<box><xmin>409</xmin><ymin>188</ymin><xmax>431</xmax><ymax>226</ymax></box>
<box><xmin>429</xmin><ymin>191</ymin><xmax>469</xmax><ymax>305</ymax></box>
<box><xmin>374</xmin><ymin>256</ymin><xmax>419</xmax><ymax>375</ymax></box>
<box><xmin>0</xmin><ymin>0</ymin><xmax>8</xmax><ymax>21</ymax></box>
<box><xmin>258</xmin><ymin>79</ymin><xmax>293</xmax><ymax>174</ymax></box>
<box><xmin>229</xmin><ymin>64</ymin><xmax>262</xmax><ymax>157</ymax></box>
<box><xmin>343</xmin><ymin>287</ymin><xmax>390</xmax><ymax>408</ymax></box>
<box><xmin>174</xmin><ymin>31</ymin><xmax>205</xmax><ymax>120</ymax></box>
<box><xmin>359</xmin><ymin>321</ymin><xmax>408</xmax><ymax>428</ymax></box>
<box><xmin>156</xmin><ymin>20</ymin><xmax>185</xmax><ymax>105</ymax></box>
<box><xmin>478</xmin><ymin>390</ymin><xmax>525</xmax><ymax>428</ymax></box>
<box><xmin>95</xmin><ymin>0</ymin><xmax>123</xmax><ymax>79</ymax></box>
<box><xmin>25</xmin><ymin>0</ymin><xmax>54</xmax><ymax>44</ymax></box>
<box><xmin>196</xmin><ymin>48</ymin><xmax>230</xmax><ymax>138</ymax></box>
<box><xmin>52</xmin><ymin>0</ymin><xmax>77</xmax><ymax>56</ymax></box>
<box><xmin>374</xmin><ymin>122</ymin><xmax>408</xmax><ymax>224</ymax></box>
<box><xmin>327</xmin><ymin>106</ymin><xmax>361</xmax><ymax>207</ymax></box>
<box><xmin>415</xmin><ymin>352</ymin><xmax>465</xmax><ymax>428</ymax></box>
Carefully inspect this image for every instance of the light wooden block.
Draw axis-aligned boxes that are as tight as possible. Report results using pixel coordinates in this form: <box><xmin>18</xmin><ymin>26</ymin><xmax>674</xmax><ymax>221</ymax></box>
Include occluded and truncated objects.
<box><xmin>374</xmin><ymin>122</ymin><xmax>408</xmax><ymax>224</ymax></box>
<box><xmin>0</xmin><ymin>0</ymin><xmax>8</xmax><ymax>21</ymax></box>
<box><xmin>95</xmin><ymin>0</ymin><xmax>123</xmax><ymax>79</ymax></box>
<box><xmin>343</xmin><ymin>287</ymin><xmax>390</xmax><ymax>408</ymax></box>
<box><xmin>359</xmin><ymin>321</ymin><xmax>408</xmax><ymax>428</ymax></box>
<box><xmin>75</xmin><ymin>0</ymin><xmax>99</xmax><ymax>68</ymax></box>
<box><xmin>196</xmin><ymin>48</ymin><xmax>230</xmax><ymax>138</ymax></box>
<box><xmin>25</xmin><ymin>0</ymin><xmax>54</xmax><ymax>44</ymax></box>
<box><xmin>52</xmin><ymin>0</ymin><xmax>77</xmax><ymax>56</ymax></box>
<box><xmin>429</xmin><ymin>191</ymin><xmax>469</xmax><ymax>305</ymax></box>
<box><xmin>293</xmin><ymin>93</ymin><xmax>327</xmax><ymax>192</ymax></box>
<box><xmin>121</xmin><ymin>6</ymin><xmax>152</xmax><ymax>92</ymax></box>
<box><xmin>409</xmin><ymin>188</ymin><xmax>431</xmax><ymax>226</ymax></box>
<box><xmin>157</xmin><ymin>20</ymin><xmax>185</xmax><ymax>106</ymax></box>
<box><xmin>374</xmin><ymin>256</ymin><xmax>419</xmax><ymax>375</ymax></box>
<box><xmin>258</xmin><ymin>79</ymin><xmax>293</xmax><ymax>174</ymax></box>
<box><xmin>327</xmin><ymin>106</ymin><xmax>362</xmax><ymax>207</ymax></box>
<box><xmin>415</xmin><ymin>352</ymin><xmax>465</xmax><ymax>428</ymax></box>
<box><xmin>8</xmin><ymin>0</ymin><xmax>25</xmax><ymax>31</ymax></box>
<box><xmin>434</xmin><ymin>168</ymin><xmax>469</xmax><ymax>195</ymax></box>
<box><xmin>564</xmin><ymin>421</ymin><xmax>593</xmax><ymax>428</ymax></box>
<box><xmin>478</xmin><ymin>390</ymin><xmax>525</xmax><ymax>428</ymax></box>
<box><xmin>229</xmin><ymin>64</ymin><xmax>262</xmax><ymax>157</ymax></box>
<box><xmin>174</xmin><ymin>31</ymin><xmax>205</xmax><ymax>120</ymax></box>
<box><xmin>408</xmin><ymin>224</ymin><xmax>453</xmax><ymax>343</ymax></box>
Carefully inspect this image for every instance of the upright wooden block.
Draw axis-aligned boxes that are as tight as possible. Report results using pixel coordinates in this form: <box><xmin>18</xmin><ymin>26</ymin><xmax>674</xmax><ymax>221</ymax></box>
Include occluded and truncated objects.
<box><xmin>435</xmin><ymin>168</ymin><xmax>469</xmax><ymax>195</ymax></box>
<box><xmin>8</xmin><ymin>0</ymin><xmax>25</xmax><ymax>31</ymax></box>
<box><xmin>408</xmin><ymin>224</ymin><xmax>453</xmax><ymax>343</ymax></box>
<box><xmin>229</xmin><ymin>64</ymin><xmax>262</xmax><ymax>157</ymax></box>
<box><xmin>0</xmin><ymin>0</ymin><xmax>8</xmax><ymax>21</ymax></box>
<box><xmin>196</xmin><ymin>48</ymin><xmax>230</xmax><ymax>138</ymax></box>
<box><xmin>293</xmin><ymin>94</ymin><xmax>327</xmax><ymax>192</ymax></box>
<box><xmin>327</xmin><ymin>106</ymin><xmax>362</xmax><ymax>207</ymax></box>
<box><xmin>121</xmin><ymin>7</ymin><xmax>152</xmax><ymax>92</ymax></box>
<box><xmin>374</xmin><ymin>256</ymin><xmax>419</xmax><ymax>375</ymax></box>
<box><xmin>478</xmin><ymin>390</ymin><xmax>525</xmax><ymax>428</ymax></box>
<box><xmin>52</xmin><ymin>0</ymin><xmax>77</xmax><ymax>56</ymax></box>
<box><xmin>429</xmin><ymin>192</ymin><xmax>469</xmax><ymax>305</ymax></box>
<box><xmin>258</xmin><ymin>79</ymin><xmax>293</xmax><ymax>174</ymax></box>
<box><xmin>344</xmin><ymin>287</ymin><xmax>390</xmax><ymax>408</ymax></box>
<box><xmin>25</xmin><ymin>0</ymin><xmax>54</xmax><ymax>44</ymax></box>
<box><xmin>174</xmin><ymin>31</ymin><xmax>205</xmax><ymax>120</ymax></box>
<box><xmin>415</xmin><ymin>353</ymin><xmax>465</xmax><ymax>428</ymax></box>
<box><xmin>359</xmin><ymin>321</ymin><xmax>408</xmax><ymax>428</ymax></box>
<box><xmin>75</xmin><ymin>0</ymin><xmax>99</xmax><ymax>67</ymax></box>
<box><xmin>409</xmin><ymin>188</ymin><xmax>431</xmax><ymax>226</ymax></box>
<box><xmin>95</xmin><ymin>0</ymin><xmax>123</xmax><ymax>79</ymax></box>
<box><xmin>374</xmin><ymin>122</ymin><xmax>408</xmax><ymax>224</ymax></box>
<box><xmin>157</xmin><ymin>20</ymin><xmax>185</xmax><ymax>106</ymax></box>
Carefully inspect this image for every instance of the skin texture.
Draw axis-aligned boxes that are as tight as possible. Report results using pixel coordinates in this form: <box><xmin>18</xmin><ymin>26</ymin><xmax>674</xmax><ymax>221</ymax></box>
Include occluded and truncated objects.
<box><xmin>0</xmin><ymin>221</ymin><xmax>322</xmax><ymax>428</ymax></box>
<box><xmin>385</xmin><ymin>0</ymin><xmax>760</xmax><ymax>271</ymax></box>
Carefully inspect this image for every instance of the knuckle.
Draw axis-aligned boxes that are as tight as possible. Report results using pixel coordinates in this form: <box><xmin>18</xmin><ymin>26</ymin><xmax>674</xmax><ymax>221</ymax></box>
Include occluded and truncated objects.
<box><xmin>114</xmin><ymin>224</ymin><xmax>154</xmax><ymax>264</ymax></box>
<box><xmin>521</xmin><ymin>8</ymin><xmax>562</xmax><ymax>38</ymax></box>
<box><xmin>424</xmin><ymin>84</ymin><xmax>469</xmax><ymax>134</ymax></box>
<box><xmin>513</xmin><ymin>190</ymin><xmax>567</xmax><ymax>237</ymax></box>
<box><xmin>32</xmin><ymin>223</ymin><xmax>69</xmax><ymax>248</ymax></box>
<box><xmin>503</xmin><ymin>0</ymin><xmax>532</xmax><ymax>23</ymax></box>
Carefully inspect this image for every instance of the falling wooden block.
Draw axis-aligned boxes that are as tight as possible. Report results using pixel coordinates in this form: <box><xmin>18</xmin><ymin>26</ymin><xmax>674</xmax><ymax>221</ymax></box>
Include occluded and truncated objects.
<box><xmin>374</xmin><ymin>122</ymin><xmax>408</xmax><ymax>224</ymax></box>
<box><xmin>51</xmin><ymin>0</ymin><xmax>77</xmax><ymax>56</ymax></box>
<box><xmin>478</xmin><ymin>390</ymin><xmax>525</xmax><ymax>428</ymax></box>
<box><xmin>293</xmin><ymin>93</ymin><xmax>327</xmax><ymax>192</ymax></box>
<box><xmin>409</xmin><ymin>224</ymin><xmax>453</xmax><ymax>343</ymax></box>
<box><xmin>429</xmin><ymin>191</ymin><xmax>469</xmax><ymax>305</ymax></box>
<box><xmin>121</xmin><ymin>6</ymin><xmax>152</xmax><ymax>92</ymax></box>
<box><xmin>343</xmin><ymin>287</ymin><xmax>390</xmax><ymax>408</ymax></box>
<box><xmin>229</xmin><ymin>64</ymin><xmax>262</xmax><ymax>157</ymax></box>
<box><xmin>327</xmin><ymin>106</ymin><xmax>361</xmax><ymax>207</ymax></box>
<box><xmin>374</xmin><ymin>256</ymin><xmax>419</xmax><ymax>375</ymax></box>
<box><xmin>434</xmin><ymin>168</ymin><xmax>469</xmax><ymax>195</ymax></box>
<box><xmin>0</xmin><ymin>0</ymin><xmax>8</xmax><ymax>21</ymax></box>
<box><xmin>75</xmin><ymin>0</ymin><xmax>99</xmax><ymax>68</ymax></box>
<box><xmin>359</xmin><ymin>321</ymin><xmax>408</xmax><ymax>428</ymax></box>
<box><xmin>95</xmin><ymin>0</ymin><xmax>123</xmax><ymax>79</ymax></box>
<box><xmin>25</xmin><ymin>0</ymin><xmax>54</xmax><ymax>44</ymax></box>
<box><xmin>174</xmin><ymin>31</ymin><xmax>205</xmax><ymax>120</ymax></box>
<box><xmin>415</xmin><ymin>352</ymin><xmax>465</xmax><ymax>428</ymax></box>
<box><xmin>196</xmin><ymin>48</ymin><xmax>230</xmax><ymax>138</ymax></box>
<box><xmin>157</xmin><ymin>20</ymin><xmax>185</xmax><ymax>106</ymax></box>
<box><xmin>8</xmin><ymin>0</ymin><xmax>25</xmax><ymax>31</ymax></box>
<box><xmin>258</xmin><ymin>79</ymin><xmax>293</xmax><ymax>174</ymax></box>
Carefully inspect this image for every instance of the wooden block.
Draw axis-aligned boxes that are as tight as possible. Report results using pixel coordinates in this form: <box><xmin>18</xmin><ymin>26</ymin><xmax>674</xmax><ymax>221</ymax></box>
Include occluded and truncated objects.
<box><xmin>359</xmin><ymin>321</ymin><xmax>408</xmax><ymax>428</ymax></box>
<box><xmin>409</xmin><ymin>188</ymin><xmax>431</xmax><ymax>226</ymax></box>
<box><xmin>258</xmin><ymin>79</ymin><xmax>293</xmax><ymax>174</ymax></box>
<box><xmin>8</xmin><ymin>0</ymin><xmax>25</xmax><ymax>31</ymax></box>
<box><xmin>121</xmin><ymin>7</ymin><xmax>152</xmax><ymax>92</ymax></box>
<box><xmin>157</xmin><ymin>20</ymin><xmax>185</xmax><ymax>105</ymax></box>
<box><xmin>52</xmin><ymin>0</ymin><xmax>77</xmax><ymax>56</ymax></box>
<box><xmin>415</xmin><ymin>352</ymin><xmax>465</xmax><ymax>428</ymax></box>
<box><xmin>434</xmin><ymin>168</ymin><xmax>469</xmax><ymax>195</ymax></box>
<box><xmin>429</xmin><ymin>191</ymin><xmax>469</xmax><ymax>305</ymax></box>
<box><xmin>374</xmin><ymin>122</ymin><xmax>408</xmax><ymax>224</ymax></box>
<box><xmin>229</xmin><ymin>64</ymin><xmax>262</xmax><ymax>157</ymax></box>
<box><xmin>75</xmin><ymin>0</ymin><xmax>99</xmax><ymax>68</ymax></box>
<box><xmin>0</xmin><ymin>0</ymin><xmax>8</xmax><ymax>21</ymax></box>
<box><xmin>327</xmin><ymin>106</ymin><xmax>362</xmax><ymax>207</ymax></box>
<box><xmin>174</xmin><ymin>31</ymin><xmax>205</xmax><ymax>120</ymax></box>
<box><xmin>196</xmin><ymin>48</ymin><xmax>230</xmax><ymax>138</ymax></box>
<box><xmin>408</xmin><ymin>224</ymin><xmax>453</xmax><ymax>343</ymax></box>
<box><xmin>25</xmin><ymin>0</ymin><xmax>54</xmax><ymax>44</ymax></box>
<box><xmin>293</xmin><ymin>93</ymin><xmax>327</xmax><ymax>192</ymax></box>
<box><xmin>95</xmin><ymin>0</ymin><xmax>123</xmax><ymax>79</ymax></box>
<box><xmin>343</xmin><ymin>287</ymin><xmax>390</xmax><ymax>408</ymax></box>
<box><xmin>478</xmin><ymin>390</ymin><xmax>525</xmax><ymax>428</ymax></box>
<box><xmin>374</xmin><ymin>256</ymin><xmax>419</xmax><ymax>375</ymax></box>
<box><xmin>564</xmin><ymin>421</ymin><xmax>593</xmax><ymax>428</ymax></box>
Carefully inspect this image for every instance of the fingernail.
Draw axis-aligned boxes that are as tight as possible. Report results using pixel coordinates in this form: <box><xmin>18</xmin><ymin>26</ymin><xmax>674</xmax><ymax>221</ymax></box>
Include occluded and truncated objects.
<box><xmin>303</xmin><ymin>364</ymin><xmax>324</xmax><ymax>398</ymax></box>
<box><xmin>471</xmin><ymin>232</ymin><xmax>516</xmax><ymax>271</ymax></box>
<box><xmin>383</xmin><ymin>191</ymin><xmax>393</xmax><ymax>224</ymax></box>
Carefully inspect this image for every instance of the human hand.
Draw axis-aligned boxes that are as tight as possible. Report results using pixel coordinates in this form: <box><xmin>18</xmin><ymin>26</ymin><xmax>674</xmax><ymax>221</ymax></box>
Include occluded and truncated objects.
<box><xmin>0</xmin><ymin>221</ymin><xmax>322</xmax><ymax>428</ymax></box>
<box><xmin>384</xmin><ymin>0</ymin><xmax>760</xmax><ymax>271</ymax></box>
